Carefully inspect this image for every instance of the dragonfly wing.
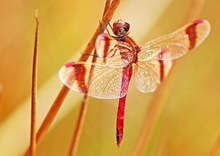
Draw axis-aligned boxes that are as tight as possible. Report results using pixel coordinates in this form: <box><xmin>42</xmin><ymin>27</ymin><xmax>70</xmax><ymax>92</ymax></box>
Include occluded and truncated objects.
<box><xmin>139</xmin><ymin>19</ymin><xmax>211</xmax><ymax>61</ymax></box>
<box><xmin>135</xmin><ymin>59</ymin><xmax>172</xmax><ymax>93</ymax></box>
<box><xmin>59</xmin><ymin>62</ymin><xmax>127</xmax><ymax>99</ymax></box>
<box><xmin>95</xmin><ymin>33</ymin><xmax>133</xmax><ymax>68</ymax></box>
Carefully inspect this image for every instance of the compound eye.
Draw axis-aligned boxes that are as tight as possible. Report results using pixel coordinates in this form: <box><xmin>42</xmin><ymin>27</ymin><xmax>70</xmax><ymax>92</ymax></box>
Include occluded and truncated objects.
<box><xmin>124</xmin><ymin>23</ymin><xmax>130</xmax><ymax>32</ymax></box>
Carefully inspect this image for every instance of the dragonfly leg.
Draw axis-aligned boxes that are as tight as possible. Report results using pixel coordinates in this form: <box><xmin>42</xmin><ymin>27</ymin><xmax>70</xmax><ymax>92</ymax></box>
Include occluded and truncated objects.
<box><xmin>99</xmin><ymin>20</ymin><xmax>112</xmax><ymax>35</ymax></box>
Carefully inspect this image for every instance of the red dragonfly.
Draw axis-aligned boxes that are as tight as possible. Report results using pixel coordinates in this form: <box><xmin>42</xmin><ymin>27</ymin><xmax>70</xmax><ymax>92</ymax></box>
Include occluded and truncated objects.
<box><xmin>59</xmin><ymin>19</ymin><xmax>210</xmax><ymax>146</ymax></box>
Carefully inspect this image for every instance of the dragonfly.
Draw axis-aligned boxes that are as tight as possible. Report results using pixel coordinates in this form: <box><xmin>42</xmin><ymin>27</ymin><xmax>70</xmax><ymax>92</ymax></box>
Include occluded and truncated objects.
<box><xmin>59</xmin><ymin>19</ymin><xmax>210</xmax><ymax>146</ymax></box>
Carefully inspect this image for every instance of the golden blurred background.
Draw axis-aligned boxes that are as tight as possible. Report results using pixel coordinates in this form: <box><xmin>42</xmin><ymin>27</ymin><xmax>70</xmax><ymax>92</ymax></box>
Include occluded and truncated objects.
<box><xmin>0</xmin><ymin>0</ymin><xmax>220</xmax><ymax>155</ymax></box>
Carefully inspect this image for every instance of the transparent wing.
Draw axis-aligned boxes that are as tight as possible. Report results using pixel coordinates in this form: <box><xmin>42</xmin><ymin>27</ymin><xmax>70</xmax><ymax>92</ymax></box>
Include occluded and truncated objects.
<box><xmin>59</xmin><ymin>62</ymin><xmax>127</xmax><ymax>99</ymax></box>
<box><xmin>135</xmin><ymin>59</ymin><xmax>172</xmax><ymax>93</ymax></box>
<box><xmin>95</xmin><ymin>33</ymin><xmax>133</xmax><ymax>68</ymax></box>
<box><xmin>139</xmin><ymin>19</ymin><xmax>211</xmax><ymax>61</ymax></box>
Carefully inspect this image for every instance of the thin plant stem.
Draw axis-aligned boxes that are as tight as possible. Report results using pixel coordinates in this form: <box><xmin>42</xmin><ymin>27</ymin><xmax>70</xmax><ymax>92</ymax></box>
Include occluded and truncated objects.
<box><xmin>68</xmin><ymin>51</ymin><xmax>99</xmax><ymax>156</ymax></box>
<box><xmin>103</xmin><ymin>0</ymin><xmax>111</xmax><ymax>16</ymax></box>
<box><xmin>68</xmin><ymin>1</ymin><xmax>113</xmax><ymax>155</ymax></box>
<box><xmin>36</xmin><ymin>85</ymin><xmax>70</xmax><ymax>142</ymax></box>
<box><xmin>24</xmin><ymin>0</ymin><xmax>121</xmax><ymax>155</ymax></box>
<box><xmin>209</xmin><ymin>134</ymin><xmax>220</xmax><ymax>156</ymax></box>
<box><xmin>79</xmin><ymin>0</ymin><xmax>121</xmax><ymax>62</ymax></box>
<box><xmin>132</xmin><ymin>79</ymin><xmax>172</xmax><ymax>156</ymax></box>
<box><xmin>24</xmin><ymin>86</ymin><xmax>70</xmax><ymax>156</ymax></box>
<box><xmin>68</xmin><ymin>95</ymin><xmax>89</xmax><ymax>156</ymax></box>
<box><xmin>29</xmin><ymin>10</ymin><xmax>39</xmax><ymax>156</ymax></box>
<box><xmin>132</xmin><ymin>1</ymin><xmax>207</xmax><ymax>155</ymax></box>
<box><xmin>68</xmin><ymin>52</ymin><xmax>99</xmax><ymax>156</ymax></box>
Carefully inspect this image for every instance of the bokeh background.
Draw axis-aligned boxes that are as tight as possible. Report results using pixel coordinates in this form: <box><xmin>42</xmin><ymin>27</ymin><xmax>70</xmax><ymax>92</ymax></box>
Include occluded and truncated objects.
<box><xmin>0</xmin><ymin>0</ymin><xmax>220</xmax><ymax>155</ymax></box>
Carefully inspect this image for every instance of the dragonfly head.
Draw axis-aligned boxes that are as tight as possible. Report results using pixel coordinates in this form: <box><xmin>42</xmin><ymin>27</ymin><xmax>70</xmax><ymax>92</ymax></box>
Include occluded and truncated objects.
<box><xmin>113</xmin><ymin>19</ymin><xmax>130</xmax><ymax>37</ymax></box>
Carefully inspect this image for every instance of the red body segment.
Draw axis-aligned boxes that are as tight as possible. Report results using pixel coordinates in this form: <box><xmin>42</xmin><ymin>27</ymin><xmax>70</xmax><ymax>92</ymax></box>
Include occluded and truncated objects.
<box><xmin>59</xmin><ymin>19</ymin><xmax>210</xmax><ymax>146</ymax></box>
<box><xmin>117</xmin><ymin>65</ymin><xmax>133</xmax><ymax>146</ymax></box>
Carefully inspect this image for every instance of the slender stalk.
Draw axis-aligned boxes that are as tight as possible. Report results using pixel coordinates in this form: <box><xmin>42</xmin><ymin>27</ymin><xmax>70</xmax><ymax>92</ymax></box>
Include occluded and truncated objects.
<box><xmin>29</xmin><ymin>10</ymin><xmax>39</xmax><ymax>156</ymax></box>
<box><xmin>103</xmin><ymin>0</ymin><xmax>111</xmax><ymax>16</ymax></box>
<box><xmin>209</xmin><ymin>134</ymin><xmax>220</xmax><ymax>156</ymax></box>
<box><xmin>68</xmin><ymin>1</ymin><xmax>113</xmax><ymax>155</ymax></box>
<box><xmin>79</xmin><ymin>0</ymin><xmax>121</xmax><ymax>62</ymax></box>
<box><xmin>36</xmin><ymin>85</ymin><xmax>70</xmax><ymax>142</ymax></box>
<box><xmin>132</xmin><ymin>80</ymin><xmax>171</xmax><ymax>156</ymax></box>
<box><xmin>132</xmin><ymin>1</ymin><xmax>207</xmax><ymax>155</ymax></box>
<box><xmin>68</xmin><ymin>51</ymin><xmax>98</xmax><ymax>156</ymax></box>
<box><xmin>24</xmin><ymin>86</ymin><xmax>70</xmax><ymax>156</ymax></box>
<box><xmin>24</xmin><ymin>0</ymin><xmax>121</xmax><ymax>155</ymax></box>
<box><xmin>68</xmin><ymin>95</ymin><xmax>88</xmax><ymax>156</ymax></box>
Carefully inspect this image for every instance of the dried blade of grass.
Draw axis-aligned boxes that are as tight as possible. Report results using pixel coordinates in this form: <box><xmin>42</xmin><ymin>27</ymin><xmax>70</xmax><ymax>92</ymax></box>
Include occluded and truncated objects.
<box><xmin>68</xmin><ymin>1</ymin><xmax>112</xmax><ymax>155</ymax></box>
<box><xmin>24</xmin><ymin>0</ymin><xmax>121</xmax><ymax>155</ymax></box>
<box><xmin>79</xmin><ymin>0</ymin><xmax>121</xmax><ymax>61</ymax></box>
<box><xmin>68</xmin><ymin>94</ymin><xmax>89</xmax><ymax>156</ymax></box>
<box><xmin>28</xmin><ymin>10</ymin><xmax>39</xmax><ymax>156</ymax></box>
<box><xmin>209</xmin><ymin>134</ymin><xmax>220</xmax><ymax>156</ymax></box>
<box><xmin>24</xmin><ymin>86</ymin><xmax>70</xmax><ymax>156</ymax></box>
<box><xmin>132</xmin><ymin>79</ymin><xmax>172</xmax><ymax>156</ymax></box>
<box><xmin>36</xmin><ymin>85</ymin><xmax>70</xmax><ymax>142</ymax></box>
<box><xmin>68</xmin><ymin>53</ymin><xmax>99</xmax><ymax>156</ymax></box>
<box><xmin>132</xmin><ymin>1</ymin><xmax>207</xmax><ymax>155</ymax></box>
<box><xmin>103</xmin><ymin>0</ymin><xmax>111</xmax><ymax>16</ymax></box>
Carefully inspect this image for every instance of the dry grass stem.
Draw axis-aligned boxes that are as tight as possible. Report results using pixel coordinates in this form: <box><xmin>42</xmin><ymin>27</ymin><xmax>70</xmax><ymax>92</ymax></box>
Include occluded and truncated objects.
<box><xmin>132</xmin><ymin>79</ymin><xmax>172</xmax><ymax>156</ymax></box>
<box><xmin>103</xmin><ymin>0</ymin><xmax>111</xmax><ymax>16</ymax></box>
<box><xmin>132</xmin><ymin>1</ymin><xmax>206</xmax><ymax>155</ymax></box>
<box><xmin>209</xmin><ymin>134</ymin><xmax>220</xmax><ymax>156</ymax></box>
<box><xmin>29</xmin><ymin>10</ymin><xmax>39</xmax><ymax>156</ymax></box>
<box><xmin>25</xmin><ymin>0</ymin><xmax>121</xmax><ymax>155</ymax></box>
<box><xmin>36</xmin><ymin>85</ymin><xmax>70</xmax><ymax>142</ymax></box>
<box><xmin>68</xmin><ymin>1</ymin><xmax>115</xmax><ymax>155</ymax></box>
<box><xmin>68</xmin><ymin>95</ymin><xmax>88</xmax><ymax>156</ymax></box>
<box><xmin>79</xmin><ymin>0</ymin><xmax>121</xmax><ymax>62</ymax></box>
<box><xmin>25</xmin><ymin>85</ymin><xmax>70</xmax><ymax>155</ymax></box>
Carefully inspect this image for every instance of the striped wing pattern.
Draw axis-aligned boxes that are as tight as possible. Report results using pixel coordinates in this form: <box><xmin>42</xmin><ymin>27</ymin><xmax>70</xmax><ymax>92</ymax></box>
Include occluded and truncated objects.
<box><xmin>95</xmin><ymin>33</ymin><xmax>133</xmax><ymax>68</ymax></box>
<box><xmin>134</xmin><ymin>19</ymin><xmax>210</xmax><ymax>93</ymax></box>
<box><xmin>139</xmin><ymin>19</ymin><xmax>211</xmax><ymax>61</ymax></box>
<box><xmin>59</xmin><ymin>62</ymin><xmax>127</xmax><ymax>99</ymax></box>
<box><xmin>135</xmin><ymin>59</ymin><xmax>172</xmax><ymax>93</ymax></box>
<box><xmin>59</xmin><ymin>19</ymin><xmax>210</xmax><ymax>98</ymax></box>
